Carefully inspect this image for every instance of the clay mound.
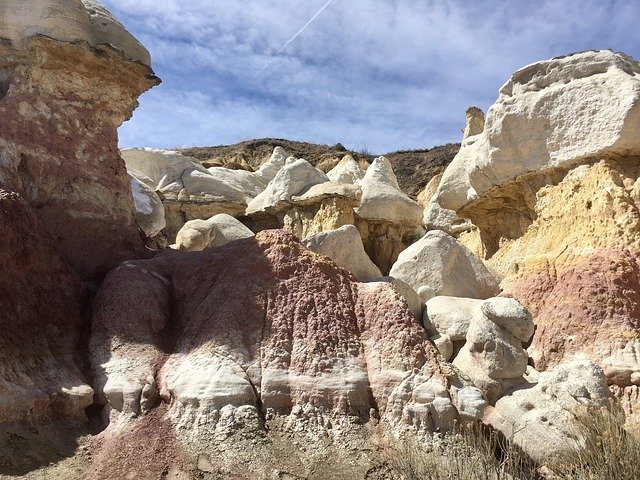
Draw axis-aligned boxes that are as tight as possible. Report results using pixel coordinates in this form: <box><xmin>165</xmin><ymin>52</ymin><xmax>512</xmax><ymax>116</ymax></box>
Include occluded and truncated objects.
<box><xmin>90</xmin><ymin>229</ymin><xmax>467</xmax><ymax>441</ymax></box>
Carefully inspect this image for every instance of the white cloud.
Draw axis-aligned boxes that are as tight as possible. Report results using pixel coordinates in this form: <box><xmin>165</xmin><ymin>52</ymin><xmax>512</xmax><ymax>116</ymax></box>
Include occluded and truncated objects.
<box><xmin>104</xmin><ymin>0</ymin><xmax>640</xmax><ymax>152</ymax></box>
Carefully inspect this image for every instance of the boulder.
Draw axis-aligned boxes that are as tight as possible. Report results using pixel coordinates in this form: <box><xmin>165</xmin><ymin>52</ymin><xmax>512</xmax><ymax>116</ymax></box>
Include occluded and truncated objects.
<box><xmin>481</xmin><ymin>297</ymin><xmax>534</xmax><ymax>343</ymax></box>
<box><xmin>302</xmin><ymin>225</ymin><xmax>381</xmax><ymax>282</ymax></box>
<box><xmin>129</xmin><ymin>172</ymin><xmax>166</xmax><ymax>238</ymax></box>
<box><xmin>173</xmin><ymin>214</ymin><xmax>254</xmax><ymax>252</ymax></box>
<box><xmin>487</xmin><ymin>361</ymin><xmax>610</xmax><ymax>464</ymax></box>
<box><xmin>326</xmin><ymin>154</ymin><xmax>365</xmax><ymax>184</ymax></box>
<box><xmin>389</xmin><ymin>230</ymin><xmax>500</xmax><ymax>302</ymax></box>
<box><xmin>0</xmin><ymin>2</ymin><xmax>159</xmax><ymax>277</ymax></box>
<box><xmin>90</xmin><ymin>230</ymin><xmax>471</xmax><ymax>438</ymax></box>
<box><xmin>423</xmin><ymin>296</ymin><xmax>483</xmax><ymax>341</ymax></box>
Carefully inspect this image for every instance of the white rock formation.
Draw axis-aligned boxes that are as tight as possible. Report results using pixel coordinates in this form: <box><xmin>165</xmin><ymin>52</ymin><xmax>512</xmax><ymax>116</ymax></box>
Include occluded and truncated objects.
<box><xmin>128</xmin><ymin>172</ymin><xmax>166</xmax><ymax>237</ymax></box>
<box><xmin>246</xmin><ymin>159</ymin><xmax>329</xmax><ymax>215</ymax></box>
<box><xmin>389</xmin><ymin>230</ymin><xmax>500</xmax><ymax>302</ymax></box>
<box><xmin>423</xmin><ymin>296</ymin><xmax>483</xmax><ymax>341</ymax></box>
<box><xmin>453</xmin><ymin>297</ymin><xmax>534</xmax><ymax>403</ymax></box>
<box><xmin>355</xmin><ymin>156</ymin><xmax>422</xmax><ymax>225</ymax></box>
<box><xmin>327</xmin><ymin>154</ymin><xmax>365</xmax><ymax>184</ymax></box>
<box><xmin>488</xmin><ymin>360</ymin><xmax>610</xmax><ymax>463</ymax></box>
<box><xmin>303</xmin><ymin>225</ymin><xmax>381</xmax><ymax>282</ymax></box>
<box><xmin>0</xmin><ymin>0</ymin><xmax>151</xmax><ymax>65</ymax></box>
<box><xmin>462</xmin><ymin>106</ymin><xmax>485</xmax><ymax>139</ymax></box>
<box><xmin>432</xmin><ymin>50</ymin><xmax>640</xmax><ymax>214</ymax></box>
<box><xmin>173</xmin><ymin>214</ymin><xmax>254</xmax><ymax>252</ymax></box>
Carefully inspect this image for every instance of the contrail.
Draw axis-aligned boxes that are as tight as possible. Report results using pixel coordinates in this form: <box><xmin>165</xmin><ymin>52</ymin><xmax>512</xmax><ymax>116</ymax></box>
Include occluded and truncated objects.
<box><xmin>252</xmin><ymin>0</ymin><xmax>336</xmax><ymax>80</ymax></box>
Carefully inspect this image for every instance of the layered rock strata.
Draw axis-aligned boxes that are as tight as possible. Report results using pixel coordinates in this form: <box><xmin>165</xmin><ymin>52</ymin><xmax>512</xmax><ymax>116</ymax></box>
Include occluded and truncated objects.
<box><xmin>0</xmin><ymin>1</ymin><xmax>159</xmax><ymax>277</ymax></box>
<box><xmin>427</xmin><ymin>50</ymin><xmax>640</xmax><ymax>417</ymax></box>
<box><xmin>90</xmin><ymin>230</ymin><xmax>480</xmax><ymax>444</ymax></box>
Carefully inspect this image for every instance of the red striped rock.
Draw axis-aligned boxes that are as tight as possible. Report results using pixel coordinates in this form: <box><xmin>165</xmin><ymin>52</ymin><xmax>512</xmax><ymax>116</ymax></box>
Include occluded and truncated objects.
<box><xmin>90</xmin><ymin>230</ymin><xmax>473</xmax><ymax>440</ymax></box>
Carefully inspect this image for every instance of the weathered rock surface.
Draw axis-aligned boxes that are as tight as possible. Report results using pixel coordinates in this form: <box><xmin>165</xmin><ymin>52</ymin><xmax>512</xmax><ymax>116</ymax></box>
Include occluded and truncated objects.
<box><xmin>173</xmin><ymin>213</ymin><xmax>254</xmax><ymax>252</ymax></box>
<box><xmin>0</xmin><ymin>0</ymin><xmax>150</xmax><ymax>64</ymax></box>
<box><xmin>282</xmin><ymin>182</ymin><xmax>362</xmax><ymax>240</ymax></box>
<box><xmin>356</xmin><ymin>156</ymin><xmax>422</xmax><ymax>226</ymax></box>
<box><xmin>246</xmin><ymin>159</ymin><xmax>329</xmax><ymax>215</ymax></box>
<box><xmin>90</xmin><ymin>230</ymin><xmax>470</xmax><ymax>440</ymax></box>
<box><xmin>487</xmin><ymin>360</ymin><xmax>610</xmax><ymax>464</ymax></box>
<box><xmin>427</xmin><ymin>51</ymin><xmax>640</xmax><ymax>419</ymax></box>
<box><xmin>0</xmin><ymin>190</ymin><xmax>93</xmax><ymax>423</ymax></box>
<box><xmin>389</xmin><ymin>230</ymin><xmax>500</xmax><ymax>302</ymax></box>
<box><xmin>378</xmin><ymin>276</ymin><xmax>423</xmax><ymax>321</ymax></box>
<box><xmin>121</xmin><ymin>148</ymin><xmax>250</xmax><ymax>240</ymax></box>
<box><xmin>433</xmin><ymin>50</ymin><xmax>640</xmax><ymax>213</ymax></box>
<box><xmin>453</xmin><ymin>297</ymin><xmax>534</xmax><ymax>403</ymax></box>
<box><xmin>0</xmin><ymin>8</ymin><xmax>159</xmax><ymax>277</ymax></box>
<box><xmin>326</xmin><ymin>154</ymin><xmax>365</xmax><ymax>184</ymax></box>
<box><xmin>423</xmin><ymin>296</ymin><xmax>483</xmax><ymax>341</ymax></box>
<box><xmin>302</xmin><ymin>225</ymin><xmax>381</xmax><ymax>282</ymax></box>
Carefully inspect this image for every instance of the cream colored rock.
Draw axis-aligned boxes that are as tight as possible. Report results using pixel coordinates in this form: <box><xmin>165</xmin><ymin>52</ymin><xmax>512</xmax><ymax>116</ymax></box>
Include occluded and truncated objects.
<box><xmin>481</xmin><ymin>297</ymin><xmax>534</xmax><ymax>343</ymax></box>
<box><xmin>355</xmin><ymin>156</ymin><xmax>422</xmax><ymax>226</ymax></box>
<box><xmin>389</xmin><ymin>230</ymin><xmax>500</xmax><ymax>302</ymax></box>
<box><xmin>417</xmin><ymin>172</ymin><xmax>442</xmax><ymax>211</ymax></box>
<box><xmin>434</xmin><ymin>50</ymin><xmax>640</xmax><ymax>213</ymax></box>
<box><xmin>327</xmin><ymin>154</ymin><xmax>365</xmax><ymax>184</ymax></box>
<box><xmin>246</xmin><ymin>159</ymin><xmax>329</xmax><ymax>215</ymax></box>
<box><xmin>488</xmin><ymin>360</ymin><xmax>610</xmax><ymax>463</ymax></box>
<box><xmin>430</xmin><ymin>333</ymin><xmax>453</xmax><ymax>361</ymax></box>
<box><xmin>303</xmin><ymin>225</ymin><xmax>381</xmax><ymax>282</ymax></box>
<box><xmin>173</xmin><ymin>214</ymin><xmax>254</xmax><ymax>252</ymax></box>
<box><xmin>0</xmin><ymin>0</ymin><xmax>151</xmax><ymax>65</ymax></box>
<box><xmin>254</xmin><ymin>146</ymin><xmax>288</xmax><ymax>184</ymax></box>
<box><xmin>129</xmin><ymin>173</ymin><xmax>166</xmax><ymax>237</ymax></box>
<box><xmin>206</xmin><ymin>166</ymin><xmax>266</xmax><ymax>200</ymax></box>
<box><xmin>423</xmin><ymin>296</ymin><xmax>483</xmax><ymax>341</ymax></box>
<box><xmin>290</xmin><ymin>181</ymin><xmax>361</xmax><ymax>206</ymax></box>
<box><xmin>462</xmin><ymin>106</ymin><xmax>485</xmax><ymax>139</ymax></box>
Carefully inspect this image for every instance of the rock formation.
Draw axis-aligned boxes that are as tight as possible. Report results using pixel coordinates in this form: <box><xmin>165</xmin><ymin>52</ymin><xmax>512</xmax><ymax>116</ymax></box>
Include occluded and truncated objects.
<box><xmin>462</xmin><ymin>106</ymin><xmax>485</xmax><ymax>139</ymax></box>
<box><xmin>0</xmin><ymin>190</ymin><xmax>93</xmax><ymax>424</ymax></box>
<box><xmin>0</xmin><ymin>0</ymin><xmax>159</xmax><ymax>278</ymax></box>
<box><xmin>89</xmin><ymin>231</ymin><xmax>476</xmax><ymax>446</ymax></box>
<box><xmin>303</xmin><ymin>225</ymin><xmax>382</xmax><ymax>282</ymax></box>
<box><xmin>389</xmin><ymin>230</ymin><xmax>500</xmax><ymax>302</ymax></box>
<box><xmin>428</xmin><ymin>50</ymin><xmax>640</xmax><ymax>420</ymax></box>
<box><xmin>173</xmin><ymin>213</ymin><xmax>254</xmax><ymax>251</ymax></box>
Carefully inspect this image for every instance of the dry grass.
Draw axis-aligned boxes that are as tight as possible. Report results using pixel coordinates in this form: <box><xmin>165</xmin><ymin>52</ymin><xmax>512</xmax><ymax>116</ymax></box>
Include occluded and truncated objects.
<box><xmin>550</xmin><ymin>404</ymin><xmax>640</xmax><ymax>480</ymax></box>
<box><xmin>382</xmin><ymin>423</ymin><xmax>535</xmax><ymax>480</ymax></box>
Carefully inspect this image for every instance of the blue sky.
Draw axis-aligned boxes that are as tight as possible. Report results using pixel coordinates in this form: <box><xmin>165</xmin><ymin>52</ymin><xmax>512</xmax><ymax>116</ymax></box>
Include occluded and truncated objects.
<box><xmin>103</xmin><ymin>0</ymin><xmax>640</xmax><ymax>154</ymax></box>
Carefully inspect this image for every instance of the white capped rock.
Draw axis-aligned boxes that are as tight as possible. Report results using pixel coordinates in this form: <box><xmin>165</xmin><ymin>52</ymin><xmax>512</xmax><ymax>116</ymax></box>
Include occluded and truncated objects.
<box><xmin>303</xmin><ymin>225</ymin><xmax>381</xmax><ymax>282</ymax></box>
<box><xmin>389</xmin><ymin>230</ymin><xmax>500</xmax><ymax>303</ymax></box>
<box><xmin>433</xmin><ymin>50</ymin><xmax>640</xmax><ymax>213</ymax></box>
<box><xmin>355</xmin><ymin>156</ymin><xmax>422</xmax><ymax>226</ymax></box>
<box><xmin>246</xmin><ymin>159</ymin><xmax>329</xmax><ymax>215</ymax></box>
<box><xmin>254</xmin><ymin>146</ymin><xmax>288</xmax><ymax>184</ymax></box>
<box><xmin>327</xmin><ymin>154</ymin><xmax>365</xmax><ymax>184</ymax></box>
<box><xmin>0</xmin><ymin>0</ymin><xmax>151</xmax><ymax>65</ymax></box>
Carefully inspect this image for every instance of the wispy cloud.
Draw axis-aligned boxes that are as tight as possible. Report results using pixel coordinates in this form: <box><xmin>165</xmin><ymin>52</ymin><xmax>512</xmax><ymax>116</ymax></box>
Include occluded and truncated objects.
<box><xmin>103</xmin><ymin>0</ymin><xmax>640</xmax><ymax>153</ymax></box>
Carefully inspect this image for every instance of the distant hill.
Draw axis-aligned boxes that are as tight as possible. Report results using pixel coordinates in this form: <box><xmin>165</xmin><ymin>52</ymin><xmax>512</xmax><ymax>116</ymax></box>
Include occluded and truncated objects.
<box><xmin>180</xmin><ymin>138</ymin><xmax>460</xmax><ymax>199</ymax></box>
